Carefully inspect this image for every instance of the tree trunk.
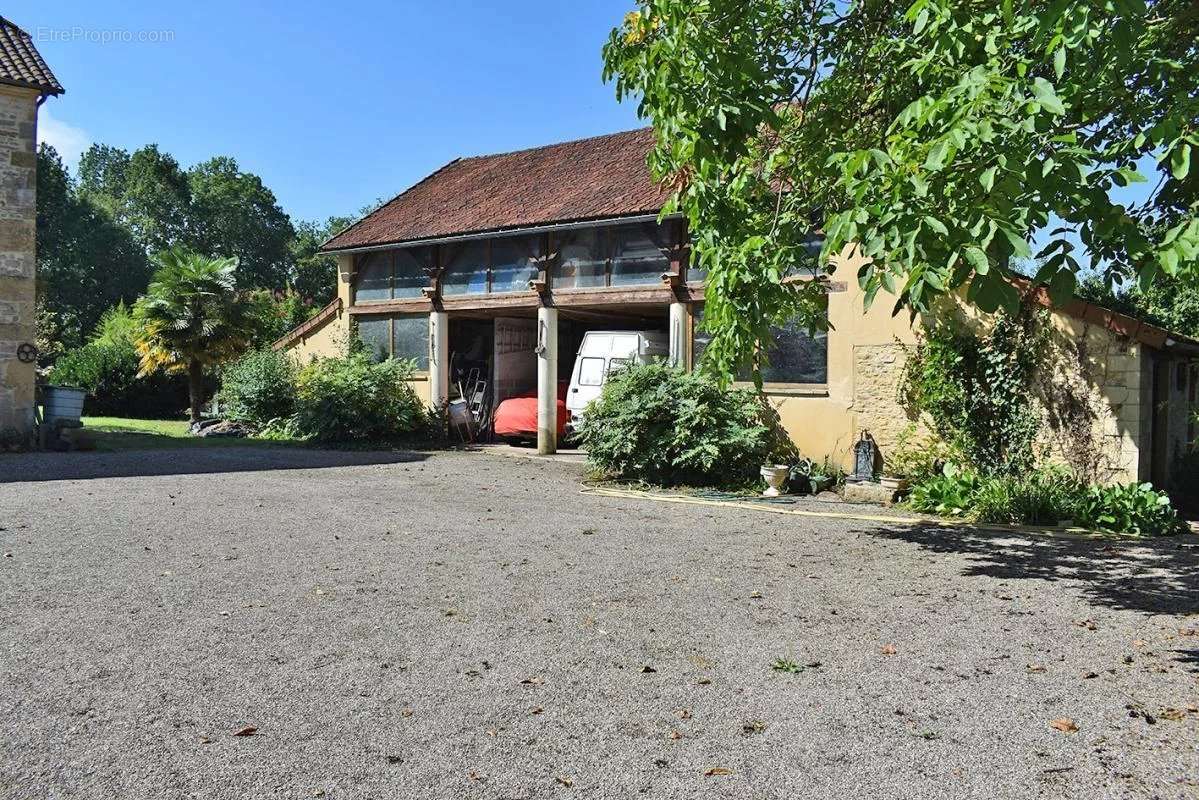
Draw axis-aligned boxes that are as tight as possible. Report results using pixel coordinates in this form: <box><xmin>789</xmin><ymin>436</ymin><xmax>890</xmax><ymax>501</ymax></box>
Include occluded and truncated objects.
<box><xmin>188</xmin><ymin>359</ymin><xmax>204</xmax><ymax>424</ymax></box>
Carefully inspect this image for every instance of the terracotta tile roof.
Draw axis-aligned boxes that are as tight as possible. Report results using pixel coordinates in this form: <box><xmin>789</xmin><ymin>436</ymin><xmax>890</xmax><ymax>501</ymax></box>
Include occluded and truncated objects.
<box><xmin>322</xmin><ymin>127</ymin><xmax>668</xmax><ymax>252</ymax></box>
<box><xmin>0</xmin><ymin>18</ymin><xmax>63</xmax><ymax>96</ymax></box>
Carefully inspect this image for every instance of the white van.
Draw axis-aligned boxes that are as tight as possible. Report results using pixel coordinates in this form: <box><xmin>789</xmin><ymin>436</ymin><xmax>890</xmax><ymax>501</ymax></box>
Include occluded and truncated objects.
<box><xmin>566</xmin><ymin>330</ymin><xmax>669</xmax><ymax>431</ymax></box>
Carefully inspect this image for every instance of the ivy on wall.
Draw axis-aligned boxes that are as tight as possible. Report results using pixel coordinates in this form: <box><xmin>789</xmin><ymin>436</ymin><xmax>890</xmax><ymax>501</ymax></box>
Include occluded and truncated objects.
<box><xmin>901</xmin><ymin>308</ymin><xmax>1049</xmax><ymax>476</ymax></box>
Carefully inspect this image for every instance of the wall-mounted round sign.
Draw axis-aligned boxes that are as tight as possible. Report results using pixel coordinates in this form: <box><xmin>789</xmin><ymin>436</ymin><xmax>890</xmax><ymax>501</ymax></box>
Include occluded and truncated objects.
<box><xmin>16</xmin><ymin>343</ymin><xmax>37</xmax><ymax>363</ymax></box>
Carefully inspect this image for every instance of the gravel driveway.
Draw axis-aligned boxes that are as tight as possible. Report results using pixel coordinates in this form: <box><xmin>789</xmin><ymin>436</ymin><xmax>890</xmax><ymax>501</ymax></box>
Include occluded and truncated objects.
<box><xmin>1</xmin><ymin>447</ymin><xmax>1197</xmax><ymax>799</ymax></box>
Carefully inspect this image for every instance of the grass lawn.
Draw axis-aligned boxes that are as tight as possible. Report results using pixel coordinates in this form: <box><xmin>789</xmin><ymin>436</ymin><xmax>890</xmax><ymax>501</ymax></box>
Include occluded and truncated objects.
<box><xmin>82</xmin><ymin>417</ymin><xmax>293</xmax><ymax>452</ymax></box>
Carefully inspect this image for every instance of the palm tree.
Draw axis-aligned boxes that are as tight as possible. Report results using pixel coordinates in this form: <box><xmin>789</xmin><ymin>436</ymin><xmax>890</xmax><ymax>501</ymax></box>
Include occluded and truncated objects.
<box><xmin>133</xmin><ymin>248</ymin><xmax>255</xmax><ymax>422</ymax></box>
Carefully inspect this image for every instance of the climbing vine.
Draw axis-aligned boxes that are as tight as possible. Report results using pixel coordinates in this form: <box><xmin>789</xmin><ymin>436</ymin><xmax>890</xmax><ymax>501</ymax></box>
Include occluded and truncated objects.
<box><xmin>901</xmin><ymin>308</ymin><xmax>1049</xmax><ymax>476</ymax></box>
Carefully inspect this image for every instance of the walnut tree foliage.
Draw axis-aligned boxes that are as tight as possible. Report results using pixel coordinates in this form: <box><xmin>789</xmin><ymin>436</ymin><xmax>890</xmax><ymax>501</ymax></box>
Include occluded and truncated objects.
<box><xmin>603</xmin><ymin>0</ymin><xmax>1199</xmax><ymax>382</ymax></box>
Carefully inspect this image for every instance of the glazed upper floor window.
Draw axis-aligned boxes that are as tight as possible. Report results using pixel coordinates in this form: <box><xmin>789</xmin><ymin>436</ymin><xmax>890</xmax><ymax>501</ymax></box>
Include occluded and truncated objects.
<box><xmin>354</xmin><ymin>247</ymin><xmax>433</xmax><ymax>303</ymax></box>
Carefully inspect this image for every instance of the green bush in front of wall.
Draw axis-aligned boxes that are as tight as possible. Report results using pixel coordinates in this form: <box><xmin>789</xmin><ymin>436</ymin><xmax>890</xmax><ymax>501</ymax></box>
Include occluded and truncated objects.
<box><xmin>906</xmin><ymin>463</ymin><xmax>1185</xmax><ymax>536</ymax></box>
<box><xmin>50</xmin><ymin>306</ymin><xmax>189</xmax><ymax>419</ymax></box>
<box><xmin>219</xmin><ymin>348</ymin><xmax>297</xmax><ymax>428</ymax></box>
<box><xmin>1073</xmin><ymin>482</ymin><xmax>1186</xmax><ymax>537</ymax></box>
<box><xmin>579</xmin><ymin>361</ymin><xmax>771</xmax><ymax>487</ymax></box>
<box><xmin>292</xmin><ymin>348</ymin><xmax>424</xmax><ymax>443</ymax></box>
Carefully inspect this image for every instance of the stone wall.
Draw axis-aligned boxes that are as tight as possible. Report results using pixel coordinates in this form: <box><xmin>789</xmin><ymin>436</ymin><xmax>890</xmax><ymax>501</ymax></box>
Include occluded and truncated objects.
<box><xmin>851</xmin><ymin>343</ymin><xmax>919</xmax><ymax>462</ymax></box>
<box><xmin>0</xmin><ymin>86</ymin><xmax>40</xmax><ymax>441</ymax></box>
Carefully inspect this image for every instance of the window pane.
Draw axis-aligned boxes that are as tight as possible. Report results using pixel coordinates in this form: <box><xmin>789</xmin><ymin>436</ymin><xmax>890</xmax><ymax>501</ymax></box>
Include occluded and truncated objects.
<box><xmin>784</xmin><ymin>234</ymin><xmax>826</xmax><ymax>281</ymax></box>
<box><xmin>357</xmin><ymin>317</ymin><xmax>390</xmax><ymax>362</ymax></box>
<box><xmin>611</xmin><ymin>223</ymin><xmax>669</xmax><ymax>286</ymax></box>
<box><xmin>759</xmin><ymin>318</ymin><xmax>828</xmax><ymax>384</ymax></box>
<box><xmin>394</xmin><ymin>247</ymin><xmax>431</xmax><ymax>299</ymax></box>
<box><xmin>554</xmin><ymin>228</ymin><xmax>606</xmax><ymax>289</ymax></box>
<box><xmin>607</xmin><ymin>357</ymin><xmax>632</xmax><ymax>376</ymax></box>
<box><xmin>578</xmin><ymin>357</ymin><xmax>605</xmax><ymax>386</ymax></box>
<box><xmin>392</xmin><ymin>315</ymin><xmax>429</xmax><ymax>370</ymax></box>
<box><xmin>356</xmin><ymin>252</ymin><xmax>391</xmax><ymax>302</ymax></box>
<box><xmin>491</xmin><ymin>235</ymin><xmax>541</xmax><ymax>293</ymax></box>
<box><xmin>442</xmin><ymin>240</ymin><xmax>489</xmax><ymax>295</ymax></box>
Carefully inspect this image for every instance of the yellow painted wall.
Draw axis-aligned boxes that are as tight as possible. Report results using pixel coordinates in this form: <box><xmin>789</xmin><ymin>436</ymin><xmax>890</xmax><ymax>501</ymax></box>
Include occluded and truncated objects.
<box><xmin>756</xmin><ymin>247</ymin><xmax>1148</xmax><ymax>483</ymax></box>
<box><xmin>756</xmin><ymin>246</ymin><xmax>922</xmax><ymax>474</ymax></box>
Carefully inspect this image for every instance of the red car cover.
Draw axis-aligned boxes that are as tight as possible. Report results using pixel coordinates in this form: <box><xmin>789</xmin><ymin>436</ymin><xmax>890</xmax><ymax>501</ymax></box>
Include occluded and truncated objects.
<box><xmin>493</xmin><ymin>386</ymin><xmax>569</xmax><ymax>439</ymax></box>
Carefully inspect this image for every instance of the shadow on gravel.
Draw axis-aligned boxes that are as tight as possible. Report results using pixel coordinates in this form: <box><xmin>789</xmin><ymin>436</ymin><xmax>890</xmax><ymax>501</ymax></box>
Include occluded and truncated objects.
<box><xmin>0</xmin><ymin>447</ymin><xmax>430</xmax><ymax>483</ymax></box>
<box><xmin>865</xmin><ymin>524</ymin><xmax>1199</xmax><ymax>620</ymax></box>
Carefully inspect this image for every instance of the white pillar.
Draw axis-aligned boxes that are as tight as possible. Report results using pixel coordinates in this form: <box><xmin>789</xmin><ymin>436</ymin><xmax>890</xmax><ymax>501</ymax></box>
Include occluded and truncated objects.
<box><xmin>429</xmin><ymin>311</ymin><xmax>449</xmax><ymax>408</ymax></box>
<box><xmin>537</xmin><ymin>306</ymin><xmax>559</xmax><ymax>455</ymax></box>
<box><xmin>669</xmin><ymin>301</ymin><xmax>687</xmax><ymax>369</ymax></box>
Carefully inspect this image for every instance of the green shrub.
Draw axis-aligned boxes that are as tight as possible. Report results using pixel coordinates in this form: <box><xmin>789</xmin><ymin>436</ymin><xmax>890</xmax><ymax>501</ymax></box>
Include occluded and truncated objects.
<box><xmin>1075</xmin><ymin>482</ymin><xmax>1184</xmax><ymax>537</ymax></box>
<box><xmin>971</xmin><ymin>468</ymin><xmax>1083</xmax><ymax>526</ymax></box>
<box><xmin>219</xmin><ymin>348</ymin><xmax>296</xmax><ymax>427</ymax></box>
<box><xmin>579</xmin><ymin>361</ymin><xmax>770</xmax><ymax>487</ymax></box>
<box><xmin>50</xmin><ymin>339</ymin><xmax>187</xmax><ymax>419</ymax></box>
<box><xmin>908</xmin><ymin>464</ymin><xmax>1184</xmax><ymax>536</ymax></box>
<box><xmin>292</xmin><ymin>350</ymin><xmax>423</xmax><ymax>442</ymax></box>
<box><xmin>907</xmin><ymin>463</ymin><xmax>980</xmax><ymax>517</ymax></box>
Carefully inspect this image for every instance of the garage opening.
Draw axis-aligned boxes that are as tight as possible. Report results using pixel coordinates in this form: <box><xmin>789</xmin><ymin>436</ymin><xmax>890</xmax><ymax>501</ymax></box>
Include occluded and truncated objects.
<box><xmin>447</xmin><ymin>306</ymin><xmax>670</xmax><ymax>446</ymax></box>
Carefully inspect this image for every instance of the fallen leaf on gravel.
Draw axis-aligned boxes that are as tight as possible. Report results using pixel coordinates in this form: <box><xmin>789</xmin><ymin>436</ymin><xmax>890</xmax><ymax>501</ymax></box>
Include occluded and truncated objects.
<box><xmin>704</xmin><ymin>768</ymin><xmax>733</xmax><ymax>777</ymax></box>
<box><xmin>742</xmin><ymin>721</ymin><xmax>766</xmax><ymax>735</ymax></box>
<box><xmin>232</xmin><ymin>726</ymin><xmax>258</xmax><ymax>737</ymax></box>
<box><xmin>668</xmin><ymin>729</ymin><xmax>683</xmax><ymax>740</ymax></box>
<box><xmin>1027</xmin><ymin>664</ymin><xmax>1047</xmax><ymax>673</ymax></box>
<box><xmin>401</xmin><ymin>708</ymin><xmax>413</xmax><ymax>718</ymax></box>
<box><xmin>654</xmin><ymin>758</ymin><xmax>668</xmax><ymax>767</ymax></box>
<box><xmin>467</xmin><ymin>770</ymin><xmax>485</xmax><ymax>782</ymax></box>
<box><xmin>1082</xmin><ymin>671</ymin><xmax>1099</xmax><ymax>679</ymax></box>
<box><xmin>676</xmin><ymin>708</ymin><xmax>692</xmax><ymax>720</ymax></box>
<box><xmin>1189</xmin><ymin>704</ymin><xmax>1199</xmax><ymax>713</ymax></box>
<box><xmin>641</xmin><ymin>665</ymin><xmax>657</xmax><ymax>673</ymax></box>
<box><xmin>749</xmin><ymin>591</ymin><xmax>763</xmax><ymax>599</ymax></box>
<box><xmin>880</xmin><ymin>644</ymin><xmax>897</xmax><ymax>655</ymax></box>
<box><xmin>556</xmin><ymin>776</ymin><xmax>574</xmax><ymax>787</ymax></box>
<box><xmin>1050</xmin><ymin>718</ymin><xmax>1079</xmax><ymax>733</ymax></box>
<box><xmin>1160</xmin><ymin>708</ymin><xmax>1186</xmax><ymax>722</ymax></box>
<box><xmin>1179</xmin><ymin>628</ymin><xmax>1197</xmax><ymax>637</ymax></box>
<box><xmin>520</xmin><ymin>676</ymin><xmax>544</xmax><ymax>686</ymax></box>
<box><xmin>1075</xmin><ymin>619</ymin><xmax>1098</xmax><ymax>631</ymax></box>
<box><xmin>386</xmin><ymin>755</ymin><xmax>403</xmax><ymax>765</ymax></box>
<box><xmin>696</xmin><ymin>677</ymin><xmax>711</xmax><ymax>685</ymax></box>
<box><xmin>1133</xmin><ymin>639</ymin><xmax>1148</xmax><ymax>647</ymax></box>
<box><xmin>530</xmin><ymin>707</ymin><xmax>543</xmax><ymax>715</ymax></box>
<box><xmin>198</xmin><ymin>736</ymin><xmax>212</xmax><ymax>744</ymax></box>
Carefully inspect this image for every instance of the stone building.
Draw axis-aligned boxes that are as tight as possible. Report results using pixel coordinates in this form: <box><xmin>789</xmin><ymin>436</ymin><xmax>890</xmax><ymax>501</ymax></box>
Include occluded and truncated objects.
<box><xmin>276</xmin><ymin>127</ymin><xmax>1199</xmax><ymax>485</ymax></box>
<box><xmin>0</xmin><ymin>17</ymin><xmax>62</xmax><ymax>443</ymax></box>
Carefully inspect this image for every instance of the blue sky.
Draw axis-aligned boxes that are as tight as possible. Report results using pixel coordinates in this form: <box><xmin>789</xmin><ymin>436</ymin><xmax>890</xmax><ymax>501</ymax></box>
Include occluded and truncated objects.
<box><xmin>19</xmin><ymin>1</ymin><xmax>642</xmax><ymax>225</ymax></box>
